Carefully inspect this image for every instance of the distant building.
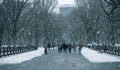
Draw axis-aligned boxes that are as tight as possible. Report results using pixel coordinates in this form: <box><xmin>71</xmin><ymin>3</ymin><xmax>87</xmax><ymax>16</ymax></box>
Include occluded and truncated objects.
<box><xmin>60</xmin><ymin>4</ymin><xmax>76</xmax><ymax>16</ymax></box>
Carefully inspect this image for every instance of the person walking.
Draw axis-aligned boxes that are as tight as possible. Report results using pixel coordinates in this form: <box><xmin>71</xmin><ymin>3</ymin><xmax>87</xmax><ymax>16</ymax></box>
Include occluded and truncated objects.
<box><xmin>44</xmin><ymin>46</ymin><xmax>48</xmax><ymax>55</ymax></box>
<box><xmin>68</xmin><ymin>44</ymin><xmax>72</xmax><ymax>54</ymax></box>
<box><xmin>48</xmin><ymin>43</ymin><xmax>50</xmax><ymax>50</ymax></box>
<box><xmin>79</xmin><ymin>41</ymin><xmax>83</xmax><ymax>54</ymax></box>
<box><xmin>73</xmin><ymin>43</ymin><xmax>76</xmax><ymax>53</ymax></box>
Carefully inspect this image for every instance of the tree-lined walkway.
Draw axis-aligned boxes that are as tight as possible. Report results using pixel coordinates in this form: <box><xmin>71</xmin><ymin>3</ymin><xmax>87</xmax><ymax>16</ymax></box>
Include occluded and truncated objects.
<box><xmin>0</xmin><ymin>49</ymin><xmax>120</xmax><ymax>70</ymax></box>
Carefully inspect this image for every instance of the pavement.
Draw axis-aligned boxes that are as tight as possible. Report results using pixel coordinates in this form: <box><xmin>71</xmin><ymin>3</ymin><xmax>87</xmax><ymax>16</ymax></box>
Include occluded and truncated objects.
<box><xmin>0</xmin><ymin>49</ymin><xmax>120</xmax><ymax>70</ymax></box>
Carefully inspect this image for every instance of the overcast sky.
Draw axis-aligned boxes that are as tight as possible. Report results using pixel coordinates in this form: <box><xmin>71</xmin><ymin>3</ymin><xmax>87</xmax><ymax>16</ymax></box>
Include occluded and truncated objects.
<box><xmin>58</xmin><ymin>0</ymin><xmax>75</xmax><ymax>5</ymax></box>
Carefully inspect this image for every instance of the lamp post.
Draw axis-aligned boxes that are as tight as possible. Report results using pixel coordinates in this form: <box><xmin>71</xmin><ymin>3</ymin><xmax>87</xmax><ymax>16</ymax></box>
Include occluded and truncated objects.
<box><xmin>28</xmin><ymin>32</ymin><xmax>31</xmax><ymax>46</ymax></box>
<box><xmin>97</xmin><ymin>31</ymin><xmax>100</xmax><ymax>47</ymax></box>
<box><xmin>20</xmin><ymin>28</ymin><xmax>24</xmax><ymax>47</ymax></box>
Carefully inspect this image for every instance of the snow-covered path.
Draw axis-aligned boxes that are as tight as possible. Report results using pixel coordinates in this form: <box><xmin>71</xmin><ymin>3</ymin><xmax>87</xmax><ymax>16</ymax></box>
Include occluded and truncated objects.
<box><xmin>81</xmin><ymin>47</ymin><xmax>120</xmax><ymax>63</ymax></box>
<box><xmin>0</xmin><ymin>49</ymin><xmax>120</xmax><ymax>70</ymax></box>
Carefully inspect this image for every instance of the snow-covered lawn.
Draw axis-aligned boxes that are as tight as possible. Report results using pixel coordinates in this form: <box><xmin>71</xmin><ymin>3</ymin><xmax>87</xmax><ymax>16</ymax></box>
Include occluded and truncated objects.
<box><xmin>0</xmin><ymin>47</ymin><xmax>44</xmax><ymax>64</ymax></box>
<box><xmin>81</xmin><ymin>47</ymin><xmax>120</xmax><ymax>63</ymax></box>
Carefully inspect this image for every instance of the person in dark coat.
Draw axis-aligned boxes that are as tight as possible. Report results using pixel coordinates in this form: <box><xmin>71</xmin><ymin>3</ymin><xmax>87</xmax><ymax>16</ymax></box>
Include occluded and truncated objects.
<box><xmin>79</xmin><ymin>41</ymin><xmax>83</xmax><ymax>54</ymax></box>
<box><xmin>62</xmin><ymin>43</ymin><xmax>66</xmax><ymax>52</ymax></box>
<box><xmin>48</xmin><ymin>43</ymin><xmax>50</xmax><ymax>50</ymax></box>
<box><xmin>68</xmin><ymin>44</ymin><xmax>72</xmax><ymax>54</ymax></box>
<box><xmin>44</xmin><ymin>46</ymin><xmax>48</xmax><ymax>55</ymax></box>
<box><xmin>73</xmin><ymin>43</ymin><xmax>76</xmax><ymax>53</ymax></box>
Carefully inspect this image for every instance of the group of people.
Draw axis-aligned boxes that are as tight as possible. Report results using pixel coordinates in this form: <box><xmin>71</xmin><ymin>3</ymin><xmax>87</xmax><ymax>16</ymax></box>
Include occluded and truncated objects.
<box><xmin>58</xmin><ymin>42</ymin><xmax>83</xmax><ymax>54</ymax></box>
<box><xmin>58</xmin><ymin>43</ymin><xmax>75</xmax><ymax>53</ymax></box>
<box><xmin>44</xmin><ymin>42</ymin><xmax>83</xmax><ymax>55</ymax></box>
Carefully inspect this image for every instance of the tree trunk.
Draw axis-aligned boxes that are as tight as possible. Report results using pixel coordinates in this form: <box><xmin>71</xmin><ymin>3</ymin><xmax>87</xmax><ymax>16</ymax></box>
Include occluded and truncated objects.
<box><xmin>0</xmin><ymin>23</ymin><xmax>4</xmax><ymax>47</ymax></box>
<box><xmin>13</xmin><ymin>36</ymin><xmax>17</xmax><ymax>47</ymax></box>
<box><xmin>35</xmin><ymin>22</ymin><xmax>39</xmax><ymax>47</ymax></box>
<box><xmin>108</xmin><ymin>15</ymin><xmax>115</xmax><ymax>45</ymax></box>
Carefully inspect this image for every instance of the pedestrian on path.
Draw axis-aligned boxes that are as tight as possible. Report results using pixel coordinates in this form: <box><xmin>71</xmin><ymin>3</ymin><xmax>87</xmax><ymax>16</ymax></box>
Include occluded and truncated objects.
<box><xmin>73</xmin><ymin>43</ymin><xmax>76</xmax><ymax>53</ymax></box>
<box><xmin>44</xmin><ymin>46</ymin><xmax>48</xmax><ymax>55</ymax></box>
<box><xmin>48</xmin><ymin>43</ymin><xmax>50</xmax><ymax>50</ymax></box>
<box><xmin>79</xmin><ymin>41</ymin><xmax>83</xmax><ymax>54</ymax></box>
<box><xmin>68</xmin><ymin>44</ymin><xmax>72</xmax><ymax>54</ymax></box>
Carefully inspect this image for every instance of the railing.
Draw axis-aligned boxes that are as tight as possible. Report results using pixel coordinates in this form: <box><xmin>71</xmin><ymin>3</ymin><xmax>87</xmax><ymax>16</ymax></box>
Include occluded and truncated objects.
<box><xmin>87</xmin><ymin>45</ymin><xmax>120</xmax><ymax>56</ymax></box>
<box><xmin>105</xmin><ymin>46</ymin><xmax>120</xmax><ymax>56</ymax></box>
<box><xmin>0</xmin><ymin>46</ymin><xmax>38</xmax><ymax>57</ymax></box>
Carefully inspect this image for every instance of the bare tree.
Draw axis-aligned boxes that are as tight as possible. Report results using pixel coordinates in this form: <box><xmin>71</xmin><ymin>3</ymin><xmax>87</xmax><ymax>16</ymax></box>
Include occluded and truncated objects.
<box><xmin>32</xmin><ymin>0</ymin><xmax>58</xmax><ymax>46</ymax></box>
<box><xmin>0</xmin><ymin>2</ymin><xmax>4</xmax><ymax>47</ymax></box>
<box><xmin>2</xmin><ymin>0</ymin><xmax>29</xmax><ymax>47</ymax></box>
<box><xmin>71</xmin><ymin>0</ymin><xmax>103</xmax><ymax>44</ymax></box>
<box><xmin>100</xmin><ymin>0</ymin><xmax>120</xmax><ymax>45</ymax></box>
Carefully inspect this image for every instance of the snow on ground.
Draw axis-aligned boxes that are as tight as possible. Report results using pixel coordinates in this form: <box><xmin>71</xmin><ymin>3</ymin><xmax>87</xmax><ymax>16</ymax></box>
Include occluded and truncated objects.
<box><xmin>0</xmin><ymin>46</ymin><xmax>120</xmax><ymax>65</ymax></box>
<box><xmin>0</xmin><ymin>47</ymin><xmax>44</xmax><ymax>65</ymax></box>
<box><xmin>81</xmin><ymin>47</ymin><xmax>120</xmax><ymax>63</ymax></box>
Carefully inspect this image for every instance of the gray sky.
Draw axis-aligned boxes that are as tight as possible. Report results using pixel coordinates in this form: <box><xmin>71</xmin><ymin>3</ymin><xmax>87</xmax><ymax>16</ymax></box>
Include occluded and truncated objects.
<box><xmin>58</xmin><ymin>0</ymin><xmax>75</xmax><ymax>5</ymax></box>
<box><xmin>28</xmin><ymin>0</ymin><xmax>75</xmax><ymax>6</ymax></box>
